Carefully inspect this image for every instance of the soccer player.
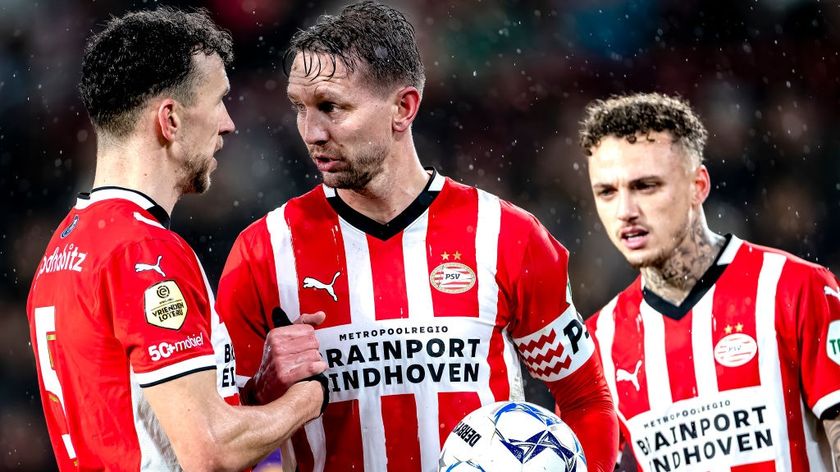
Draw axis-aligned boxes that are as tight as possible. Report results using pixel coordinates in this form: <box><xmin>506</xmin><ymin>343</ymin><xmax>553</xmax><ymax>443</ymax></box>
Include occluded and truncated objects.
<box><xmin>26</xmin><ymin>8</ymin><xmax>327</xmax><ymax>471</ymax></box>
<box><xmin>215</xmin><ymin>1</ymin><xmax>618</xmax><ymax>471</ymax></box>
<box><xmin>581</xmin><ymin>92</ymin><xmax>840</xmax><ymax>470</ymax></box>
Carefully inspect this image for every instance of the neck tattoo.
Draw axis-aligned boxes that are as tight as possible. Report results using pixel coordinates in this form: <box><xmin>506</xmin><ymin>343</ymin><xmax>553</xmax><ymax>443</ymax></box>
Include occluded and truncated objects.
<box><xmin>642</xmin><ymin>222</ymin><xmax>725</xmax><ymax>305</ymax></box>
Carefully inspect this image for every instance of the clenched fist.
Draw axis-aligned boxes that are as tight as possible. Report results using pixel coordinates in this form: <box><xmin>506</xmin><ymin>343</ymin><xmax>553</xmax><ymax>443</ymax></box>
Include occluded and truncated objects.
<box><xmin>244</xmin><ymin>311</ymin><xmax>328</xmax><ymax>405</ymax></box>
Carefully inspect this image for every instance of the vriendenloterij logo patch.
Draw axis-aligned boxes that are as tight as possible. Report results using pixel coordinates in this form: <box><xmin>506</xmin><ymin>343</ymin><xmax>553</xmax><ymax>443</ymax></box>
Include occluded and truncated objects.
<box><xmin>144</xmin><ymin>280</ymin><xmax>187</xmax><ymax>330</ymax></box>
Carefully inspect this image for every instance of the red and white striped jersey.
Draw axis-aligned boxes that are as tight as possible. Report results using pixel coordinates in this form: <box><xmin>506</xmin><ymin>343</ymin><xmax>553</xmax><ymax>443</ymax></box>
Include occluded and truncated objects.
<box><xmin>217</xmin><ymin>170</ymin><xmax>616</xmax><ymax>472</ymax></box>
<box><xmin>588</xmin><ymin>235</ymin><xmax>840</xmax><ymax>471</ymax></box>
<box><xmin>26</xmin><ymin>187</ymin><xmax>239</xmax><ymax>471</ymax></box>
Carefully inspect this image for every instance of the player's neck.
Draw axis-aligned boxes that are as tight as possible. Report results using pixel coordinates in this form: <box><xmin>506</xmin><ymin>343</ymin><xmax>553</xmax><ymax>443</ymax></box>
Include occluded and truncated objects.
<box><xmin>337</xmin><ymin>147</ymin><xmax>429</xmax><ymax>224</ymax></box>
<box><xmin>92</xmin><ymin>137</ymin><xmax>180</xmax><ymax>216</ymax></box>
<box><xmin>641</xmin><ymin>219</ymin><xmax>725</xmax><ymax>306</ymax></box>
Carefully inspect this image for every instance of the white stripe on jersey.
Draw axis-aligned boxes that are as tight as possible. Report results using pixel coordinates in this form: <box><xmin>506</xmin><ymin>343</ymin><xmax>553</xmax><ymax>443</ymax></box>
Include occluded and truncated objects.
<box><xmin>800</xmin><ymin>396</ymin><xmax>832</xmax><ymax>468</ymax></box>
<box><xmin>475</xmin><ymin>189</ymin><xmax>502</xmax><ymax>406</ymax></box>
<box><xmin>402</xmin><ymin>208</ymin><xmax>441</xmax><ymax>471</ymax></box>
<box><xmin>429</xmin><ymin>172</ymin><xmax>446</xmax><ymax>191</ymax></box>
<box><xmin>814</xmin><ymin>389</ymin><xmax>840</xmax><ymax>418</ymax></box>
<box><xmin>303</xmin><ymin>418</ymin><xmax>326</xmax><ymax>472</ymax></box>
<box><xmin>690</xmin><ymin>289</ymin><xmax>731</xmax><ymax>472</ymax></box>
<box><xmin>129</xmin><ymin>368</ymin><xmax>179</xmax><ymax>471</ymax></box>
<box><xmin>595</xmin><ymin>297</ymin><xmax>620</xmax><ymax>409</ymax></box>
<box><xmin>194</xmin><ymin>253</ymin><xmax>239</xmax><ymax>400</ymax></box>
<box><xmin>403</xmin><ymin>209</ymin><xmax>433</xmax><ymax>321</ymax></box>
<box><xmin>76</xmin><ymin>188</ymin><xmax>157</xmax><ymax>210</ymax></box>
<box><xmin>338</xmin><ymin>217</ymin><xmax>386</xmax><ymax>471</ymax></box>
<box><xmin>133</xmin><ymin>355</ymin><xmax>216</xmax><ymax>386</ymax></box>
<box><xmin>755</xmin><ymin>252</ymin><xmax>790</xmax><ymax>471</ymax></box>
<box><xmin>717</xmin><ymin>235</ymin><xmax>743</xmax><ymax>265</ymax></box>
<box><xmin>691</xmin><ymin>288</ymin><xmax>719</xmax><ymax>397</ymax></box>
<box><xmin>133</xmin><ymin>212</ymin><xmax>165</xmax><ymax>229</ymax></box>
<box><xmin>639</xmin><ymin>300</ymin><xmax>672</xmax><ymax>407</ymax></box>
<box><xmin>267</xmin><ymin>206</ymin><xmax>323</xmax><ymax>471</ymax></box>
<box><xmin>267</xmin><ymin>204</ymin><xmax>301</xmax><ymax>322</ymax></box>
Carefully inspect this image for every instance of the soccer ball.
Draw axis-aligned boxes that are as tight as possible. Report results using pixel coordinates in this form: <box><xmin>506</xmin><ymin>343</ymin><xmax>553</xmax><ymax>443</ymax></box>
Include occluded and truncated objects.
<box><xmin>438</xmin><ymin>401</ymin><xmax>587</xmax><ymax>472</ymax></box>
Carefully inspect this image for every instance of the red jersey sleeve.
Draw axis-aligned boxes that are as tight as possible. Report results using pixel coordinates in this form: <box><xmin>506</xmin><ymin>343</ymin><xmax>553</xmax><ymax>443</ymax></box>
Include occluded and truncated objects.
<box><xmin>216</xmin><ymin>219</ymin><xmax>278</xmax><ymax>382</ymax></box>
<box><xmin>104</xmin><ymin>238</ymin><xmax>215</xmax><ymax>387</ymax></box>
<box><xmin>791</xmin><ymin>265</ymin><xmax>840</xmax><ymax>420</ymax></box>
<box><xmin>505</xmin><ymin>214</ymin><xmax>618</xmax><ymax>472</ymax></box>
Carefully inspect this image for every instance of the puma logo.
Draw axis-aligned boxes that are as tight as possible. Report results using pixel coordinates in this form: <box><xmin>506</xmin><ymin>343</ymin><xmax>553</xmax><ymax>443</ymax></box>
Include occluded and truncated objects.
<box><xmin>303</xmin><ymin>271</ymin><xmax>341</xmax><ymax>302</ymax></box>
<box><xmin>135</xmin><ymin>255</ymin><xmax>165</xmax><ymax>277</ymax></box>
<box><xmin>616</xmin><ymin>360</ymin><xmax>642</xmax><ymax>391</ymax></box>
<box><xmin>825</xmin><ymin>286</ymin><xmax>840</xmax><ymax>302</ymax></box>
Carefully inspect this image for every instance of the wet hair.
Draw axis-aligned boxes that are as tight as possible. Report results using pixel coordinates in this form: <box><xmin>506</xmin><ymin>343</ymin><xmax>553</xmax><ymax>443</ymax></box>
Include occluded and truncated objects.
<box><xmin>79</xmin><ymin>6</ymin><xmax>233</xmax><ymax>137</ymax></box>
<box><xmin>579</xmin><ymin>93</ymin><xmax>708</xmax><ymax>165</ymax></box>
<box><xmin>284</xmin><ymin>0</ymin><xmax>425</xmax><ymax>94</ymax></box>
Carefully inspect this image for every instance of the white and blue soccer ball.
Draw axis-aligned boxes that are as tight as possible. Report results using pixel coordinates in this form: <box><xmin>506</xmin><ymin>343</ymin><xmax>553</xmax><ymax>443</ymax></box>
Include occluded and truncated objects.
<box><xmin>438</xmin><ymin>401</ymin><xmax>587</xmax><ymax>472</ymax></box>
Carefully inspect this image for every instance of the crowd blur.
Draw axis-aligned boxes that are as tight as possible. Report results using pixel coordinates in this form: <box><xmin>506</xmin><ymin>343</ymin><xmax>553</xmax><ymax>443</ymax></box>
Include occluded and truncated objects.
<box><xmin>2</xmin><ymin>0</ymin><xmax>839</xmax><ymax>469</ymax></box>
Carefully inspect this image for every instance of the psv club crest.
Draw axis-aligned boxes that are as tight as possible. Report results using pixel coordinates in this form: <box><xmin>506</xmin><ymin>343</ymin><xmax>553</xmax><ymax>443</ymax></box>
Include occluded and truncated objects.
<box><xmin>430</xmin><ymin>262</ymin><xmax>476</xmax><ymax>294</ymax></box>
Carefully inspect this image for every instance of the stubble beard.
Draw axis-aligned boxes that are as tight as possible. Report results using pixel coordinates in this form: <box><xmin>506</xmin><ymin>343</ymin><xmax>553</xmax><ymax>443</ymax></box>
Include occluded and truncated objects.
<box><xmin>627</xmin><ymin>223</ymin><xmax>692</xmax><ymax>271</ymax></box>
<box><xmin>319</xmin><ymin>144</ymin><xmax>388</xmax><ymax>190</ymax></box>
<box><xmin>177</xmin><ymin>152</ymin><xmax>213</xmax><ymax>195</ymax></box>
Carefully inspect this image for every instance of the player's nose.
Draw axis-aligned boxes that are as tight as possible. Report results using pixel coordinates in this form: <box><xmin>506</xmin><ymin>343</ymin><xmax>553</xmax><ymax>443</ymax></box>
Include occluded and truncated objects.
<box><xmin>301</xmin><ymin>112</ymin><xmax>329</xmax><ymax>145</ymax></box>
<box><xmin>616</xmin><ymin>189</ymin><xmax>639</xmax><ymax>221</ymax></box>
<box><xmin>219</xmin><ymin>104</ymin><xmax>235</xmax><ymax>136</ymax></box>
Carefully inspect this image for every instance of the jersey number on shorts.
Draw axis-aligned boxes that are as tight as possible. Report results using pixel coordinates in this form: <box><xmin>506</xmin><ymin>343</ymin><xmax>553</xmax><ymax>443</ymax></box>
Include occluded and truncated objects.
<box><xmin>34</xmin><ymin>306</ymin><xmax>77</xmax><ymax>461</ymax></box>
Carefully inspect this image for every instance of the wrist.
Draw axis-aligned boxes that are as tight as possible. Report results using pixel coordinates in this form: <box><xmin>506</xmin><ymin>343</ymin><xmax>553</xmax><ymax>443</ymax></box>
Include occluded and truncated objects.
<box><xmin>300</xmin><ymin>373</ymin><xmax>329</xmax><ymax>416</ymax></box>
<box><xmin>240</xmin><ymin>377</ymin><xmax>261</xmax><ymax>406</ymax></box>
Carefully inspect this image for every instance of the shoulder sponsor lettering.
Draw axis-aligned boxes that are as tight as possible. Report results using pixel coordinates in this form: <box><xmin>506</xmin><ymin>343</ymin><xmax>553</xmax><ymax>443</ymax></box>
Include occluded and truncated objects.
<box><xmin>148</xmin><ymin>333</ymin><xmax>205</xmax><ymax>361</ymax></box>
<box><xmin>827</xmin><ymin>320</ymin><xmax>840</xmax><ymax>366</ymax></box>
<box><xmin>38</xmin><ymin>244</ymin><xmax>87</xmax><ymax>276</ymax></box>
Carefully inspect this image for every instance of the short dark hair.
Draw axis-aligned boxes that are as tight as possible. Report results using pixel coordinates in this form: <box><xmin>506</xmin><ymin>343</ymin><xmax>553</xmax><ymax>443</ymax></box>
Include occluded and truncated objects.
<box><xmin>579</xmin><ymin>93</ymin><xmax>708</xmax><ymax>165</ymax></box>
<box><xmin>285</xmin><ymin>1</ymin><xmax>425</xmax><ymax>94</ymax></box>
<box><xmin>79</xmin><ymin>7</ymin><xmax>233</xmax><ymax>137</ymax></box>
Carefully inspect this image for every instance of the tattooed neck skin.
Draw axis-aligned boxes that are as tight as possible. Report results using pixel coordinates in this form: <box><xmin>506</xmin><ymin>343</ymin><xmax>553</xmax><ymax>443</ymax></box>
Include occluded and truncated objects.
<box><xmin>642</xmin><ymin>218</ymin><xmax>726</xmax><ymax>306</ymax></box>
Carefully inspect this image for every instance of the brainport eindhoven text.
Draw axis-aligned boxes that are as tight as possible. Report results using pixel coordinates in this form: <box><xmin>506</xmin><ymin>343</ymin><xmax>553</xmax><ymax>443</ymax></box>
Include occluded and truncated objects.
<box><xmin>634</xmin><ymin>399</ymin><xmax>773</xmax><ymax>471</ymax></box>
<box><xmin>324</xmin><ymin>327</ymin><xmax>482</xmax><ymax>393</ymax></box>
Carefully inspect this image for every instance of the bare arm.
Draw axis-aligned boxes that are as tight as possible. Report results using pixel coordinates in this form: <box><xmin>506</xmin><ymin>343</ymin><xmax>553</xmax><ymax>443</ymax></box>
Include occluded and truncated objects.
<box><xmin>144</xmin><ymin>370</ymin><xmax>322</xmax><ymax>472</ymax></box>
<box><xmin>826</xmin><ymin>417</ymin><xmax>840</xmax><ymax>471</ymax></box>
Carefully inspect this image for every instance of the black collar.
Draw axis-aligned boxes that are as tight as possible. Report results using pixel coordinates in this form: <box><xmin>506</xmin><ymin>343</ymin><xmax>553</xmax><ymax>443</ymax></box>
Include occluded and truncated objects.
<box><xmin>78</xmin><ymin>186</ymin><xmax>171</xmax><ymax>229</ymax></box>
<box><xmin>642</xmin><ymin>234</ymin><xmax>735</xmax><ymax>320</ymax></box>
<box><xmin>325</xmin><ymin>168</ymin><xmax>443</xmax><ymax>241</ymax></box>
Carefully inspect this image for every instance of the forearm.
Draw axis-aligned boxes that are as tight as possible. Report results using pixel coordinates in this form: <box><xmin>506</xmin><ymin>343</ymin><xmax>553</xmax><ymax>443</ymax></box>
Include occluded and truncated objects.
<box><xmin>146</xmin><ymin>372</ymin><xmax>323</xmax><ymax>472</ymax></box>
<box><xmin>209</xmin><ymin>381</ymin><xmax>322</xmax><ymax>471</ymax></box>
<box><xmin>825</xmin><ymin>417</ymin><xmax>840</xmax><ymax>470</ymax></box>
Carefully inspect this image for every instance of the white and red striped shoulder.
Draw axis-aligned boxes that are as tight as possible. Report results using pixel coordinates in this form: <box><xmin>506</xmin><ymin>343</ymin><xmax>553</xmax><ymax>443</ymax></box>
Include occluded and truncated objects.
<box><xmin>588</xmin><ymin>235</ymin><xmax>840</xmax><ymax>472</ymax></box>
<box><xmin>217</xmin><ymin>171</ymin><xmax>616</xmax><ymax>472</ymax></box>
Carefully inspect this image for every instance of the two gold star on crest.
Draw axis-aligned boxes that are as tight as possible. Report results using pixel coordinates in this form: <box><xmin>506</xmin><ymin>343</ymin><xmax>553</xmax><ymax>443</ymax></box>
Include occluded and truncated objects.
<box><xmin>724</xmin><ymin>323</ymin><xmax>744</xmax><ymax>334</ymax></box>
<box><xmin>441</xmin><ymin>251</ymin><xmax>462</xmax><ymax>261</ymax></box>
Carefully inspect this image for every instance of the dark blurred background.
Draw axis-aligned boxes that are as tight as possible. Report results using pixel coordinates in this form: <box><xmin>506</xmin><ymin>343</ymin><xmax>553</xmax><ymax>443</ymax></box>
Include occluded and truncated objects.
<box><xmin>2</xmin><ymin>0</ymin><xmax>839</xmax><ymax>469</ymax></box>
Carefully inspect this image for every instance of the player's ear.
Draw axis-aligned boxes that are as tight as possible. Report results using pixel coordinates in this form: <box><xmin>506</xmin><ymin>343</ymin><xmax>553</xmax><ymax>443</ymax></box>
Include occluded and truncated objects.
<box><xmin>156</xmin><ymin>98</ymin><xmax>180</xmax><ymax>143</ymax></box>
<box><xmin>692</xmin><ymin>164</ymin><xmax>712</xmax><ymax>206</ymax></box>
<box><xmin>392</xmin><ymin>86</ymin><xmax>421</xmax><ymax>133</ymax></box>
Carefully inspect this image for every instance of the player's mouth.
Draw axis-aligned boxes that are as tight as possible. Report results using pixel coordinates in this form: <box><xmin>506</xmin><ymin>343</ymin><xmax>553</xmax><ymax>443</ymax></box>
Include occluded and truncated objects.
<box><xmin>619</xmin><ymin>227</ymin><xmax>649</xmax><ymax>250</ymax></box>
<box><xmin>312</xmin><ymin>154</ymin><xmax>343</xmax><ymax>172</ymax></box>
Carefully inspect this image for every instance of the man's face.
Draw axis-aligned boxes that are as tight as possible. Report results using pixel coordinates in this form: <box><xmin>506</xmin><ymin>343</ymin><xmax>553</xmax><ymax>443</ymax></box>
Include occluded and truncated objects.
<box><xmin>588</xmin><ymin>132</ymin><xmax>701</xmax><ymax>269</ymax></box>
<box><xmin>286</xmin><ymin>52</ymin><xmax>393</xmax><ymax>190</ymax></box>
<box><xmin>176</xmin><ymin>53</ymin><xmax>234</xmax><ymax>194</ymax></box>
